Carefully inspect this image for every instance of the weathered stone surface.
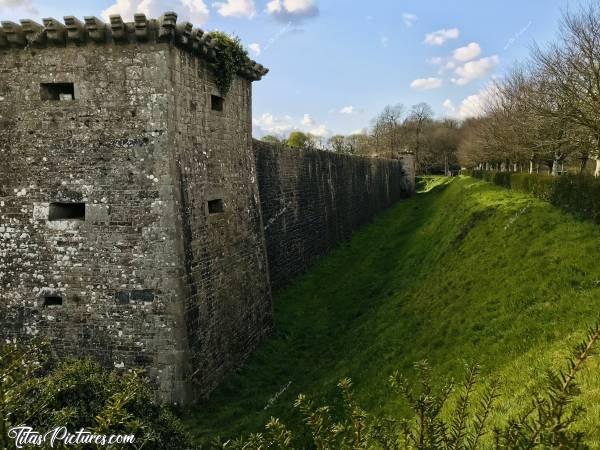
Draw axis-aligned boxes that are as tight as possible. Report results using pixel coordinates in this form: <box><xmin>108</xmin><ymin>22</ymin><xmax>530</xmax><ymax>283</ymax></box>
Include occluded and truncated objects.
<box><xmin>0</xmin><ymin>13</ymin><xmax>267</xmax><ymax>80</ymax></box>
<box><xmin>254</xmin><ymin>140</ymin><xmax>415</xmax><ymax>291</ymax></box>
<box><xmin>166</xmin><ymin>47</ymin><xmax>272</xmax><ymax>399</ymax></box>
<box><xmin>0</xmin><ymin>12</ymin><xmax>413</xmax><ymax>406</ymax></box>
<box><xmin>0</xmin><ymin>32</ymin><xmax>271</xmax><ymax>404</ymax></box>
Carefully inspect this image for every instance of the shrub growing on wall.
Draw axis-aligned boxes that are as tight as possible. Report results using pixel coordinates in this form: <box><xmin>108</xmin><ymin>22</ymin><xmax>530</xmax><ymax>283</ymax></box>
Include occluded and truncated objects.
<box><xmin>207</xmin><ymin>31</ymin><xmax>252</xmax><ymax>96</ymax></box>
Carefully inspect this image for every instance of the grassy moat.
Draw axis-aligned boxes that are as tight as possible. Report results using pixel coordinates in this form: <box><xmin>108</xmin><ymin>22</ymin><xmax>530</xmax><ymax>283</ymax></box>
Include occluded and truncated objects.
<box><xmin>185</xmin><ymin>176</ymin><xmax>600</xmax><ymax>447</ymax></box>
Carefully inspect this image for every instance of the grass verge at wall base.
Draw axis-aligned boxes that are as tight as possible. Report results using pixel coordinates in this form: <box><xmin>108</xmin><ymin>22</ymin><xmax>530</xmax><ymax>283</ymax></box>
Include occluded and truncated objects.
<box><xmin>184</xmin><ymin>177</ymin><xmax>600</xmax><ymax>447</ymax></box>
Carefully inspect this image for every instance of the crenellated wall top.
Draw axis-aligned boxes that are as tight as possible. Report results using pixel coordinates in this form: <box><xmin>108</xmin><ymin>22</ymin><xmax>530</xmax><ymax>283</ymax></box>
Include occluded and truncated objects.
<box><xmin>0</xmin><ymin>11</ymin><xmax>269</xmax><ymax>81</ymax></box>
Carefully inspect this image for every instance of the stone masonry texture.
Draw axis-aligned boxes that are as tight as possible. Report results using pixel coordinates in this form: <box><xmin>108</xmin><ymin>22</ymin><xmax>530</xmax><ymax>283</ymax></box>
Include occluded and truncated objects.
<box><xmin>0</xmin><ymin>12</ymin><xmax>414</xmax><ymax>405</ymax></box>
<box><xmin>0</xmin><ymin>13</ymin><xmax>271</xmax><ymax>404</ymax></box>
<box><xmin>254</xmin><ymin>140</ymin><xmax>415</xmax><ymax>291</ymax></box>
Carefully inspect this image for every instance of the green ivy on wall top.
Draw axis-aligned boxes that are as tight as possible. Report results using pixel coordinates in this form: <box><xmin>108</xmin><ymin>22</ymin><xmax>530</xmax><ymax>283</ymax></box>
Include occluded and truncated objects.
<box><xmin>206</xmin><ymin>31</ymin><xmax>253</xmax><ymax>97</ymax></box>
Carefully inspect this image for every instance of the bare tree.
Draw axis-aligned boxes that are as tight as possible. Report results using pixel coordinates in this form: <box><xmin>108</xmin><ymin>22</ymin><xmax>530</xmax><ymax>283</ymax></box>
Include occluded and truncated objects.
<box><xmin>328</xmin><ymin>135</ymin><xmax>348</xmax><ymax>153</ymax></box>
<box><xmin>436</xmin><ymin>119</ymin><xmax>460</xmax><ymax>176</ymax></box>
<box><xmin>531</xmin><ymin>3</ymin><xmax>600</xmax><ymax>176</ymax></box>
<box><xmin>406</xmin><ymin>102</ymin><xmax>434</xmax><ymax>172</ymax></box>
<box><xmin>345</xmin><ymin>133</ymin><xmax>373</xmax><ymax>156</ymax></box>
<box><xmin>371</xmin><ymin>104</ymin><xmax>405</xmax><ymax>158</ymax></box>
<box><xmin>463</xmin><ymin>65</ymin><xmax>576</xmax><ymax>175</ymax></box>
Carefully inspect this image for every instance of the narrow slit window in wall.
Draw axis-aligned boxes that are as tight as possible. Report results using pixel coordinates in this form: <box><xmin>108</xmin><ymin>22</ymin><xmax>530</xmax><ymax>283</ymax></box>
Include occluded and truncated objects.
<box><xmin>40</xmin><ymin>82</ymin><xmax>75</xmax><ymax>101</ymax></box>
<box><xmin>48</xmin><ymin>202</ymin><xmax>86</xmax><ymax>221</ymax></box>
<box><xmin>44</xmin><ymin>296</ymin><xmax>63</xmax><ymax>306</ymax></box>
<box><xmin>211</xmin><ymin>94</ymin><xmax>224</xmax><ymax>111</ymax></box>
<box><xmin>208</xmin><ymin>198</ymin><xmax>224</xmax><ymax>214</ymax></box>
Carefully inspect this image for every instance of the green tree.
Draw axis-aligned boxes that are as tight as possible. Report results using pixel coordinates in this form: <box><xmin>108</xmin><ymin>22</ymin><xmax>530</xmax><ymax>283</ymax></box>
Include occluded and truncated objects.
<box><xmin>287</xmin><ymin>131</ymin><xmax>311</xmax><ymax>149</ymax></box>
<box><xmin>0</xmin><ymin>341</ymin><xmax>194</xmax><ymax>450</ymax></box>
<box><xmin>261</xmin><ymin>135</ymin><xmax>283</xmax><ymax>145</ymax></box>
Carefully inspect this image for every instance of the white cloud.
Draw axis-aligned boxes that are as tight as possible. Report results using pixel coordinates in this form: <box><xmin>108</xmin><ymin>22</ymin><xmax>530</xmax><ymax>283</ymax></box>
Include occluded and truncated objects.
<box><xmin>102</xmin><ymin>0</ymin><xmax>209</xmax><ymax>24</ymax></box>
<box><xmin>429</xmin><ymin>56</ymin><xmax>455</xmax><ymax>72</ymax></box>
<box><xmin>430</xmin><ymin>42</ymin><xmax>484</xmax><ymax>75</ymax></box>
<box><xmin>266</xmin><ymin>0</ymin><xmax>318</xmax><ymax>22</ymax></box>
<box><xmin>444</xmin><ymin>60</ymin><xmax>456</xmax><ymax>70</ymax></box>
<box><xmin>443</xmin><ymin>98</ymin><xmax>477</xmax><ymax>120</ymax></box>
<box><xmin>380</xmin><ymin>35</ymin><xmax>389</xmax><ymax>48</ymax></box>
<box><xmin>0</xmin><ymin>0</ymin><xmax>37</xmax><ymax>13</ymax></box>
<box><xmin>402</xmin><ymin>12</ymin><xmax>417</xmax><ymax>27</ymax></box>
<box><xmin>214</xmin><ymin>0</ymin><xmax>255</xmax><ymax>17</ymax></box>
<box><xmin>180</xmin><ymin>0</ymin><xmax>210</xmax><ymax>23</ymax></box>
<box><xmin>424</xmin><ymin>28</ymin><xmax>459</xmax><ymax>46</ymax></box>
<box><xmin>253</xmin><ymin>112</ymin><xmax>332</xmax><ymax>138</ymax></box>
<box><xmin>248</xmin><ymin>43</ymin><xmax>261</xmax><ymax>56</ymax></box>
<box><xmin>442</xmin><ymin>99</ymin><xmax>456</xmax><ymax>112</ymax></box>
<box><xmin>340</xmin><ymin>105</ymin><xmax>354</xmax><ymax>114</ymax></box>
<box><xmin>266</xmin><ymin>0</ymin><xmax>280</xmax><ymax>13</ymax></box>
<box><xmin>351</xmin><ymin>128</ymin><xmax>367</xmax><ymax>135</ymax></box>
<box><xmin>301</xmin><ymin>114</ymin><xmax>315</xmax><ymax>126</ymax></box>
<box><xmin>281</xmin><ymin>0</ymin><xmax>315</xmax><ymax>13</ymax></box>
<box><xmin>309</xmin><ymin>124</ymin><xmax>329</xmax><ymax>137</ymax></box>
<box><xmin>452</xmin><ymin>55</ymin><xmax>499</xmax><ymax>85</ymax></box>
<box><xmin>452</xmin><ymin>42</ymin><xmax>481</xmax><ymax>62</ymax></box>
<box><xmin>253</xmin><ymin>113</ymin><xmax>295</xmax><ymax>136</ymax></box>
<box><xmin>443</xmin><ymin>83</ymin><xmax>499</xmax><ymax>119</ymax></box>
<box><xmin>410</xmin><ymin>77</ymin><xmax>443</xmax><ymax>90</ymax></box>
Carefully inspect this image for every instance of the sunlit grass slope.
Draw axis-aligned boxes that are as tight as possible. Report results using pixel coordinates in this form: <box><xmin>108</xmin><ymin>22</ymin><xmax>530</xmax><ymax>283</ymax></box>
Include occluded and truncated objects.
<box><xmin>185</xmin><ymin>176</ymin><xmax>600</xmax><ymax>446</ymax></box>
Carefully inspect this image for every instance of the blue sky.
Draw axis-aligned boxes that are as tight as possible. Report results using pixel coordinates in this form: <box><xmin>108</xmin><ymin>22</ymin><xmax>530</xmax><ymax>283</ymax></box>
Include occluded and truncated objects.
<box><xmin>0</xmin><ymin>0</ymin><xmax>591</xmax><ymax>137</ymax></box>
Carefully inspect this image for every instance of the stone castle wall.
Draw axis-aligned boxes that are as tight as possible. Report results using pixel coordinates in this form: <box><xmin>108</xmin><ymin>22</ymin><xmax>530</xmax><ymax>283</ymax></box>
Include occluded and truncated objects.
<box><xmin>166</xmin><ymin>49</ymin><xmax>272</xmax><ymax>398</ymax></box>
<box><xmin>0</xmin><ymin>12</ymin><xmax>413</xmax><ymax>403</ymax></box>
<box><xmin>0</xmin><ymin>42</ymin><xmax>191</xmax><ymax>401</ymax></box>
<box><xmin>0</xmin><ymin>16</ymin><xmax>272</xmax><ymax>403</ymax></box>
<box><xmin>254</xmin><ymin>140</ymin><xmax>415</xmax><ymax>291</ymax></box>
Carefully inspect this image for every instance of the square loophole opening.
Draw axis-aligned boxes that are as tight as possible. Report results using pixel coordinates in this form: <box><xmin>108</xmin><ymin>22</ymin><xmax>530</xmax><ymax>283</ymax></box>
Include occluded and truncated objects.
<box><xmin>48</xmin><ymin>202</ymin><xmax>86</xmax><ymax>221</ymax></box>
<box><xmin>211</xmin><ymin>95</ymin><xmax>224</xmax><ymax>112</ymax></box>
<box><xmin>40</xmin><ymin>82</ymin><xmax>75</xmax><ymax>101</ymax></box>
<box><xmin>208</xmin><ymin>198</ymin><xmax>224</xmax><ymax>214</ymax></box>
<box><xmin>44</xmin><ymin>295</ymin><xmax>63</xmax><ymax>306</ymax></box>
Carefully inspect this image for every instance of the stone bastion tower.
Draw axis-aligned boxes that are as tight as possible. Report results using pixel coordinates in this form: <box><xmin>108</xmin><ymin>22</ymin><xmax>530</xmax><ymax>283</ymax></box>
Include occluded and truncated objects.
<box><xmin>0</xmin><ymin>12</ymin><xmax>272</xmax><ymax>404</ymax></box>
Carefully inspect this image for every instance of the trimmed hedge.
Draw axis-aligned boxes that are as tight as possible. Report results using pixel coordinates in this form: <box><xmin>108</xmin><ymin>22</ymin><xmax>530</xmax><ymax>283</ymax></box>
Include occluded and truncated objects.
<box><xmin>463</xmin><ymin>170</ymin><xmax>600</xmax><ymax>223</ymax></box>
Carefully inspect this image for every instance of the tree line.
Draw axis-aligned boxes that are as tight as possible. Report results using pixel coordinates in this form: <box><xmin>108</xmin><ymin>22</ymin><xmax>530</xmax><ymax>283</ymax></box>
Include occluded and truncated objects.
<box><xmin>260</xmin><ymin>103</ymin><xmax>462</xmax><ymax>176</ymax></box>
<box><xmin>262</xmin><ymin>4</ymin><xmax>600</xmax><ymax>178</ymax></box>
<box><xmin>459</xmin><ymin>4</ymin><xmax>600</xmax><ymax>176</ymax></box>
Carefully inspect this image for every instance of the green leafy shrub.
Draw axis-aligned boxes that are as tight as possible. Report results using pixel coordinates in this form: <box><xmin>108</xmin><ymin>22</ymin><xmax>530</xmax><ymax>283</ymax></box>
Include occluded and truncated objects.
<box><xmin>207</xmin><ymin>31</ymin><xmax>252</xmax><ymax>96</ymax></box>
<box><xmin>0</xmin><ymin>341</ymin><xmax>194</xmax><ymax>450</ymax></box>
<box><xmin>287</xmin><ymin>131</ymin><xmax>312</xmax><ymax>149</ymax></box>
<box><xmin>220</xmin><ymin>322</ymin><xmax>600</xmax><ymax>449</ymax></box>
<box><xmin>0</xmin><ymin>338</ymin><xmax>51</xmax><ymax>448</ymax></box>
<box><xmin>463</xmin><ymin>171</ymin><xmax>600</xmax><ymax>223</ymax></box>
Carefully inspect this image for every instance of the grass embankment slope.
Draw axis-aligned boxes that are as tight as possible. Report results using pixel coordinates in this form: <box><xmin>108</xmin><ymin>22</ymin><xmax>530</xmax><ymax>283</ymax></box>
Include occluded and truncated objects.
<box><xmin>186</xmin><ymin>176</ymin><xmax>600</xmax><ymax>446</ymax></box>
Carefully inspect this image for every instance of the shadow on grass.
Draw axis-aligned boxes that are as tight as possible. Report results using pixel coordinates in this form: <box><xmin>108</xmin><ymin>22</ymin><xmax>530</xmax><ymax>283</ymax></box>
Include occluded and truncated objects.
<box><xmin>183</xmin><ymin>178</ymin><xmax>454</xmax><ymax>444</ymax></box>
<box><xmin>184</xmin><ymin>175</ymin><xmax>600</xmax><ymax>447</ymax></box>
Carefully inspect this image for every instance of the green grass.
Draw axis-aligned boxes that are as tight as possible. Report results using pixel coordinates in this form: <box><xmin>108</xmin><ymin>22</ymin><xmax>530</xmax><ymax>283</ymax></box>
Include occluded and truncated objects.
<box><xmin>184</xmin><ymin>176</ymin><xmax>600</xmax><ymax>447</ymax></box>
<box><xmin>415</xmin><ymin>174</ymin><xmax>452</xmax><ymax>192</ymax></box>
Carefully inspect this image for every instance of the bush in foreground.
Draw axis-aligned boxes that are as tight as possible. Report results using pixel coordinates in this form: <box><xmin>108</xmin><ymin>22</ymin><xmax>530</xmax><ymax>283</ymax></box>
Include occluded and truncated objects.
<box><xmin>0</xmin><ymin>341</ymin><xmax>194</xmax><ymax>450</ymax></box>
<box><xmin>2</xmin><ymin>319</ymin><xmax>599</xmax><ymax>449</ymax></box>
<box><xmin>213</xmin><ymin>322</ymin><xmax>600</xmax><ymax>449</ymax></box>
